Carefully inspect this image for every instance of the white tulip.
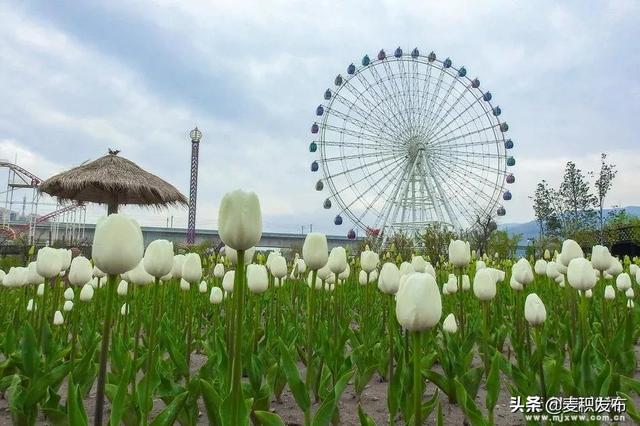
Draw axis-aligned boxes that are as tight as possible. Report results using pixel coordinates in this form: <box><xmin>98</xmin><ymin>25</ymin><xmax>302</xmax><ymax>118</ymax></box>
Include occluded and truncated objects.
<box><xmin>117</xmin><ymin>280</ymin><xmax>128</xmax><ymax>296</ymax></box>
<box><xmin>396</xmin><ymin>272</ymin><xmax>442</xmax><ymax>331</ymax></box>
<box><xmin>37</xmin><ymin>283</ymin><xmax>45</xmax><ymax>297</ymax></box>
<box><xmin>567</xmin><ymin>258</ymin><xmax>596</xmax><ymax>291</ymax></box>
<box><xmin>218</xmin><ymin>189</ymin><xmax>262</xmax><ymax>250</ymax></box>
<box><xmin>199</xmin><ymin>280</ymin><xmax>208</xmax><ymax>293</ymax></box>
<box><xmin>26</xmin><ymin>262</ymin><xmax>44</xmax><ymax>286</ymax></box>
<box><xmin>513</xmin><ymin>258</ymin><xmax>534</xmax><ymax>285</ymax></box>
<box><xmin>604</xmin><ymin>285</ymin><xmax>615</xmax><ymax>300</ymax></box>
<box><xmin>143</xmin><ymin>240</ymin><xmax>174</xmax><ymax>278</ymax></box>
<box><xmin>36</xmin><ymin>247</ymin><xmax>61</xmax><ymax>278</ymax></box>
<box><xmin>270</xmin><ymin>256</ymin><xmax>288</xmax><ymax>279</ymax></box>
<box><xmin>473</xmin><ymin>269</ymin><xmax>496</xmax><ymax>301</ymax></box>
<box><xmin>182</xmin><ymin>253</ymin><xmax>203</xmax><ymax>283</ymax></box>
<box><xmin>53</xmin><ymin>310</ymin><xmax>64</xmax><ymax>326</ymax></box>
<box><xmin>210</xmin><ymin>286</ymin><xmax>223</xmax><ymax>304</ymax></box>
<box><xmin>93</xmin><ymin>266</ymin><xmax>106</xmax><ymax>278</ymax></box>
<box><xmin>627</xmin><ymin>299</ymin><xmax>634</xmax><ymax>309</ymax></box>
<box><xmin>399</xmin><ymin>262</ymin><xmax>414</xmax><ymax>276</ymax></box>
<box><xmin>445</xmin><ymin>274</ymin><xmax>458</xmax><ymax>294</ymax></box>
<box><xmin>475</xmin><ymin>260</ymin><xmax>486</xmax><ymax>270</ymax></box>
<box><xmin>171</xmin><ymin>254</ymin><xmax>185</xmax><ymax>279</ymax></box>
<box><xmin>607</xmin><ymin>258</ymin><xmax>623</xmax><ymax>276</ymax></box>
<box><xmin>247</xmin><ymin>264</ymin><xmax>269</xmax><ymax>294</ymax></box>
<box><xmin>222</xmin><ymin>271</ymin><xmax>235</xmax><ymax>293</ymax></box>
<box><xmin>63</xmin><ymin>300</ymin><xmax>74</xmax><ymax>312</ymax></box>
<box><xmin>68</xmin><ymin>256</ymin><xmax>92</xmax><ymax>286</ymax></box>
<box><xmin>626</xmin><ymin>288</ymin><xmax>635</xmax><ymax>299</ymax></box>
<box><xmin>180</xmin><ymin>278</ymin><xmax>190</xmax><ymax>291</ymax></box>
<box><xmin>64</xmin><ymin>287</ymin><xmax>74</xmax><ymax>301</ymax></box>
<box><xmin>338</xmin><ymin>264</ymin><xmax>350</xmax><ymax>281</ymax></box>
<box><xmin>120</xmin><ymin>303</ymin><xmax>129</xmax><ymax>316</ymax></box>
<box><xmin>225</xmin><ymin>246</ymin><xmax>255</xmax><ymax>265</ymax></box>
<box><xmin>559</xmin><ymin>239</ymin><xmax>583</xmax><ymax>267</ymax></box>
<box><xmin>616</xmin><ymin>273</ymin><xmax>632</xmax><ymax>292</ymax></box>
<box><xmin>378</xmin><ymin>262</ymin><xmax>400</xmax><ymax>295</ymax></box>
<box><xmin>360</xmin><ymin>250</ymin><xmax>379</xmax><ymax>273</ymax></box>
<box><xmin>448</xmin><ymin>240</ymin><xmax>471</xmax><ymax>267</ymax></box>
<box><xmin>461</xmin><ymin>275</ymin><xmax>471</xmax><ymax>291</ymax></box>
<box><xmin>524</xmin><ymin>293</ymin><xmax>546</xmax><ymax>326</ymax></box>
<box><xmin>510</xmin><ymin>274</ymin><xmax>523</xmax><ymax>291</ymax></box>
<box><xmin>92</xmin><ymin>214</ymin><xmax>144</xmax><ymax>275</ymax></box>
<box><xmin>328</xmin><ymin>247</ymin><xmax>348</xmax><ymax>274</ymax></box>
<box><xmin>27</xmin><ymin>298</ymin><xmax>35</xmax><ymax>312</ymax></box>
<box><xmin>591</xmin><ymin>245</ymin><xmax>612</xmax><ymax>271</ymax></box>
<box><xmin>546</xmin><ymin>261</ymin><xmax>561</xmax><ymax>279</ymax></box>
<box><xmin>411</xmin><ymin>255</ymin><xmax>427</xmax><ymax>273</ymax></box>
<box><xmin>534</xmin><ymin>259</ymin><xmax>547</xmax><ymax>276</ymax></box>
<box><xmin>129</xmin><ymin>261</ymin><xmax>154</xmax><ymax>286</ymax></box>
<box><xmin>79</xmin><ymin>283</ymin><xmax>94</xmax><ymax>302</ymax></box>
<box><xmin>307</xmin><ymin>273</ymin><xmax>323</xmax><ymax>290</ymax></box>
<box><xmin>443</xmin><ymin>313</ymin><xmax>458</xmax><ymax>334</ymax></box>
<box><xmin>213</xmin><ymin>263</ymin><xmax>225</xmax><ymax>278</ymax></box>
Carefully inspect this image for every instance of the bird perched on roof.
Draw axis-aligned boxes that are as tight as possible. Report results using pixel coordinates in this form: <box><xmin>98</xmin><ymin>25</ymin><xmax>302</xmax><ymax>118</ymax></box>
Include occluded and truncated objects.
<box><xmin>108</xmin><ymin>149</ymin><xmax>120</xmax><ymax>155</ymax></box>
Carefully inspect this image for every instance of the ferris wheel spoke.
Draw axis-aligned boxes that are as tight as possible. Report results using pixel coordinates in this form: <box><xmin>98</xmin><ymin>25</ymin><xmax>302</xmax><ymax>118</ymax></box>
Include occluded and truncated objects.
<box><xmin>436</xmin><ymin>149</ymin><xmax>504</xmax><ymax>160</ymax></box>
<box><xmin>383</xmin><ymin>60</ymin><xmax>414</xmax><ymax>128</ymax></box>
<box><xmin>329</xmin><ymin>93</ymin><xmax>404</xmax><ymax>142</ymax></box>
<box><xmin>428</xmin><ymin>94</ymin><xmax>493</xmax><ymax>142</ymax></box>
<box><xmin>428</xmin><ymin>152</ymin><xmax>502</xmax><ymax>205</ymax></box>
<box><xmin>319</xmin><ymin>140</ymin><xmax>402</xmax><ymax>152</ymax></box>
<box><xmin>351</xmin><ymin>68</ymin><xmax>406</xmax><ymax>132</ymax></box>
<box><xmin>321</xmin><ymin>123</ymin><xmax>390</xmax><ymax>146</ymax></box>
<box><xmin>419</xmin><ymin>65</ymin><xmax>447</xmax><ymax>135</ymax></box>
<box><xmin>368</xmin><ymin>64</ymin><xmax>413</xmax><ymax>133</ymax></box>
<box><xmin>417</xmin><ymin>60</ymin><xmax>434</xmax><ymax>117</ymax></box>
<box><xmin>430</xmin><ymin>149</ymin><xmax>504</xmax><ymax>175</ymax></box>
<box><xmin>325</xmin><ymin>105</ymin><xmax>400</xmax><ymax>146</ymax></box>
<box><xmin>396</xmin><ymin>59</ymin><xmax>415</xmax><ymax>127</ymax></box>
<box><xmin>319</xmin><ymin>150</ymin><xmax>403</xmax><ymax>164</ymax></box>
<box><xmin>428</xmin><ymin>122</ymin><xmax>501</xmax><ymax>148</ymax></box>
<box><xmin>423</xmin><ymin>84</ymin><xmax>470</xmax><ymax>140</ymax></box>
<box><xmin>331</xmin><ymin>89</ymin><xmax>405</xmax><ymax>142</ymax></box>
<box><xmin>423</xmin><ymin>72</ymin><xmax>459</xmax><ymax>136</ymax></box>
<box><xmin>334</xmin><ymin>156</ymin><xmax>407</xmax><ymax>215</ymax></box>
<box><xmin>372</xmin><ymin>158</ymin><xmax>415</xmax><ymax>234</ymax></box>
<box><xmin>445</xmin><ymin>139</ymin><xmax>505</xmax><ymax>150</ymax></box>
<box><xmin>321</xmin><ymin>152</ymin><xmax>403</xmax><ymax>181</ymax></box>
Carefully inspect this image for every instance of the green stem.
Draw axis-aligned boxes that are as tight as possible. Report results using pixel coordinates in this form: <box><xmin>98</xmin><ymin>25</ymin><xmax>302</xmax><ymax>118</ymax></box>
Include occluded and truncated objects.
<box><xmin>230</xmin><ymin>250</ymin><xmax>246</xmax><ymax>425</ymax></box>
<box><xmin>412</xmin><ymin>331</ymin><xmax>422</xmax><ymax>426</ymax></box>
<box><xmin>142</xmin><ymin>277</ymin><xmax>161</xmax><ymax>425</ymax></box>
<box><xmin>94</xmin><ymin>274</ymin><xmax>117</xmax><ymax>426</ymax></box>
<box><xmin>304</xmin><ymin>269</ymin><xmax>318</xmax><ymax>426</ymax></box>
<box><xmin>37</xmin><ymin>278</ymin><xmax>49</xmax><ymax>348</ymax></box>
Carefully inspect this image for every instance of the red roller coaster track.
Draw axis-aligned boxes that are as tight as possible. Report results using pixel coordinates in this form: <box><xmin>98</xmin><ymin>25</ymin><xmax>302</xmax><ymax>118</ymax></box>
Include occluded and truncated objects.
<box><xmin>0</xmin><ymin>161</ymin><xmax>84</xmax><ymax>240</ymax></box>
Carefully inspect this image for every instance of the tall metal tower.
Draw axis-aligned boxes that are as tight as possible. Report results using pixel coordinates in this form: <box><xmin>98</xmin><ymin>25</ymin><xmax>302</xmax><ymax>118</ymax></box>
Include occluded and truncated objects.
<box><xmin>187</xmin><ymin>127</ymin><xmax>202</xmax><ymax>244</ymax></box>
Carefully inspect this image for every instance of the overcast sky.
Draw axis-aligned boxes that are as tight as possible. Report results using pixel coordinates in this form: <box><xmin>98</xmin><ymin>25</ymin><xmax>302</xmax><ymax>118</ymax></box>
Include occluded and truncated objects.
<box><xmin>1</xmin><ymin>0</ymin><xmax>638</xmax><ymax>236</ymax></box>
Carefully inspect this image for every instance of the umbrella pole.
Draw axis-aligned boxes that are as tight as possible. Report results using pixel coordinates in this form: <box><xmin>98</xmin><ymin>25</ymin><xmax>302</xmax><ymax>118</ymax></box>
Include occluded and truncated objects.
<box><xmin>108</xmin><ymin>202</ymin><xmax>118</xmax><ymax>215</ymax></box>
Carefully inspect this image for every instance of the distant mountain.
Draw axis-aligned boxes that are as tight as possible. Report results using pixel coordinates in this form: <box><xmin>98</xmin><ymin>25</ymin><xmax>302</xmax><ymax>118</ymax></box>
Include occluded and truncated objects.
<box><xmin>499</xmin><ymin>206</ymin><xmax>640</xmax><ymax>243</ymax></box>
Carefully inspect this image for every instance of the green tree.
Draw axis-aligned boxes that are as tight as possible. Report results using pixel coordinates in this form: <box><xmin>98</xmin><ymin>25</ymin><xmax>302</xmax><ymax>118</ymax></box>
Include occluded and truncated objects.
<box><xmin>558</xmin><ymin>161</ymin><xmax>597</xmax><ymax>236</ymax></box>
<box><xmin>486</xmin><ymin>230</ymin><xmax>522</xmax><ymax>259</ymax></box>
<box><xmin>532</xmin><ymin>180</ymin><xmax>561</xmax><ymax>239</ymax></box>
<box><xmin>417</xmin><ymin>223</ymin><xmax>458</xmax><ymax>263</ymax></box>
<box><xmin>590</xmin><ymin>153</ymin><xmax>617</xmax><ymax>243</ymax></box>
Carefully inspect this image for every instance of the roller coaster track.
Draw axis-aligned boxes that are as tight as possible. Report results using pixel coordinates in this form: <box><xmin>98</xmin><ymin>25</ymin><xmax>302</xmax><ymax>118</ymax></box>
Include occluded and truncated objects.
<box><xmin>0</xmin><ymin>160</ymin><xmax>84</xmax><ymax>240</ymax></box>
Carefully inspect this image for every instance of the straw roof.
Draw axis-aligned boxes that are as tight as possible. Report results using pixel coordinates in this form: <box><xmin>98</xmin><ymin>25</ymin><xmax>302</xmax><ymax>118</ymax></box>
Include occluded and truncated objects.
<box><xmin>39</xmin><ymin>152</ymin><xmax>188</xmax><ymax>208</ymax></box>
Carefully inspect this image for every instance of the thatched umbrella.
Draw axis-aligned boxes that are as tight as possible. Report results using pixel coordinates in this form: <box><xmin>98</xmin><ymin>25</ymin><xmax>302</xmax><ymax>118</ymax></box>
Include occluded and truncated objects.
<box><xmin>39</xmin><ymin>151</ymin><xmax>188</xmax><ymax>214</ymax></box>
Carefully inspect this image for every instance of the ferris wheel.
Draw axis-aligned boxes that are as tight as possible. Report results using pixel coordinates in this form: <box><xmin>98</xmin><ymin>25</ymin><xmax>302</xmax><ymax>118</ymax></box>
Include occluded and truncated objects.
<box><xmin>309</xmin><ymin>47</ymin><xmax>516</xmax><ymax>239</ymax></box>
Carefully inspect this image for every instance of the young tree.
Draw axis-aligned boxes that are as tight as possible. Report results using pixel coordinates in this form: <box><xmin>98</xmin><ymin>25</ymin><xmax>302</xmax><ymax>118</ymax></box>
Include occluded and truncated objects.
<box><xmin>591</xmin><ymin>153</ymin><xmax>617</xmax><ymax>242</ymax></box>
<box><xmin>558</xmin><ymin>161</ymin><xmax>597</xmax><ymax>236</ymax></box>
<box><xmin>532</xmin><ymin>180</ymin><xmax>561</xmax><ymax>239</ymax></box>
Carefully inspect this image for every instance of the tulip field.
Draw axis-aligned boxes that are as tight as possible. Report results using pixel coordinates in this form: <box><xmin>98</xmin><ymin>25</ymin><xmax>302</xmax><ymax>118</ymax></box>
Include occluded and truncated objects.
<box><xmin>2</xmin><ymin>190</ymin><xmax>640</xmax><ymax>425</ymax></box>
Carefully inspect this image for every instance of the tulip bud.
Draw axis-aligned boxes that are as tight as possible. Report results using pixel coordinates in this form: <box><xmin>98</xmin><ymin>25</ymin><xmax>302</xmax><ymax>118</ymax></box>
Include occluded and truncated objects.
<box><xmin>63</xmin><ymin>300</ymin><xmax>74</xmax><ymax>312</ymax></box>
<box><xmin>591</xmin><ymin>245</ymin><xmax>613</xmax><ymax>271</ymax></box>
<box><xmin>545</xmin><ymin>261</ymin><xmax>561</xmax><ymax>279</ymax></box>
<box><xmin>616</xmin><ymin>273</ymin><xmax>632</xmax><ymax>291</ymax></box>
<box><xmin>270</xmin><ymin>256</ymin><xmax>287</xmax><ymax>279</ymax></box>
<box><xmin>52</xmin><ymin>310</ymin><xmax>64</xmax><ymax>326</ymax></box>
<box><xmin>117</xmin><ymin>280</ymin><xmax>128</xmax><ymax>296</ymax></box>
<box><xmin>396</xmin><ymin>272</ymin><xmax>442</xmax><ymax>331</ymax></box>
<box><xmin>559</xmin><ymin>239</ymin><xmax>583</xmax><ymax>267</ymax></box>
<box><xmin>604</xmin><ymin>285</ymin><xmax>615</xmax><ymax>300</ymax></box>
<box><xmin>630</xmin><ymin>264</ymin><xmax>638</xmax><ymax>277</ymax></box>
<box><xmin>80</xmin><ymin>283</ymin><xmax>94</xmax><ymax>302</ymax></box>
<box><xmin>37</xmin><ymin>283</ymin><xmax>45</xmax><ymax>297</ymax></box>
<box><xmin>378</xmin><ymin>262</ymin><xmax>400</xmax><ymax>295</ymax></box>
<box><xmin>36</xmin><ymin>247</ymin><xmax>61</xmax><ymax>278</ymax></box>
<box><xmin>222</xmin><ymin>271</ymin><xmax>235</xmax><ymax>293</ymax></box>
<box><xmin>567</xmin><ymin>258</ymin><xmax>596</xmax><ymax>291</ymax></box>
<box><xmin>63</xmin><ymin>287</ymin><xmax>74</xmax><ymax>301</ymax></box>
<box><xmin>445</xmin><ymin>274</ymin><xmax>458</xmax><ymax>294</ymax></box>
<box><xmin>627</xmin><ymin>299</ymin><xmax>634</xmax><ymax>309</ymax></box>
<box><xmin>225</xmin><ymin>246</ymin><xmax>255</xmax><ymax>265</ymax></box>
<box><xmin>360</xmin><ymin>250</ymin><xmax>379</xmax><ymax>273</ymax></box>
<box><xmin>513</xmin><ymin>258</ymin><xmax>534</xmax><ymax>285</ymax></box>
<box><xmin>199</xmin><ymin>280</ymin><xmax>208</xmax><ymax>293</ymax></box>
<box><xmin>68</xmin><ymin>256</ymin><xmax>92</xmax><ymax>287</ymax></box>
<box><xmin>543</xmin><ymin>249</ymin><xmax>551</xmax><ymax>260</ymax></box>
<box><xmin>210</xmin><ymin>286</ymin><xmax>223</xmax><ymax>304</ymax></box>
<box><xmin>338</xmin><ymin>264</ymin><xmax>350</xmax><ymax>281</ymax></box>
<box><xmin>358</xmin><ymin>269</ymin><xmax>370</xmax><ymax>286</ymax></box>
<box><xmin>92</xmin><ymin>214</ymin><xmax>144</xmax><ymax>275</ymax></box>
<box><xmin>524</xmin><ymin>293</ymin><xmax>546</xmax><ymax>326</ymax></box>
<box><xmin>143</xmin><ymin>240</ymin><xmax>174</xmax><ymax>278</ymax></box>
<box><xmin>626</xmin><ymin>288</ymin><xmax>635</xmax><ymax>299</ymax></box>
<box><xmin>585</xmin><ymin>289</ymin><xmax>593</xmax><ymax>298</ymax></box>
<box><xmin>607</xmin><ymin>258</ymin><xmax>623</xmax><ymax>276</ymax></box>
<box><xmin>296</xmin><ymin>258</ymin><xmax>307</xmax><ymax>275</ymax></box>
<box><xmin>461</xmin><ymin>275</ymin><xmax>471</xmax><ymax>291</ymax></box>
<box><xmin>411</xmin><ymin>256</ymin><xmax>427</xmax><ymax>273</ymax></box>
<box><xmin>302</xmin><ymin>233</ymin><xmax>328</xmax><ymax>270</ymax></box>
<box><xmin>473</xmin><ymin>269</ymin><xmax>497</xmax><ymax>301</ymax></box>
<box><xmin>247</xmin><ymin>264</ymin><xmax>269</xmax><ymax>294</ymax></box>
<box><xmin>27</xmin><ymin>298</ymin><xmax>35</xmax><ymax>312</ymax></box>
<box><xmin>218</xmin><ymin>189</ymin><xmax>262</xmax><ymax>250</ymax></box>
<box><xmin>213</xmin><ymin>263</ymin><xmax>225</xmax><ymax>278</ymax></box>
<box><xmin>120</xmin><ymin>303</ymin><xmax>129</xmax><ymax>316</ymax></box>
<box><xmin>443</xmin><ymin>313</ymin><xmax>458</xmax><ymax>334</ymax></box>
<box><xmin>475</xmin><ymin>260</ymin><xmax>486</xmax><ymax>271</ymax></box>
<box><xmin>534</xmin><ymin>259</ymin><xmax>547</xmax><ymax>276</ymax></box>
<box><xmin>129</xmin><ymin>261</ymin><xmax>154</xmax><ymax>286</ymax></box>
<box><xmin>182</xmin><ymin>253</ymin><xmax>203</xmax><ymax>283</ymax></box>
<box><xmin>448</xmin><ymin>240</ymin><xmax>471</xmax><ymax>267</ymax></box>
<box><xmin>328</xmin><ymin>247</ymin><xmax>348</xmax><ymax>274</ymax></box>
